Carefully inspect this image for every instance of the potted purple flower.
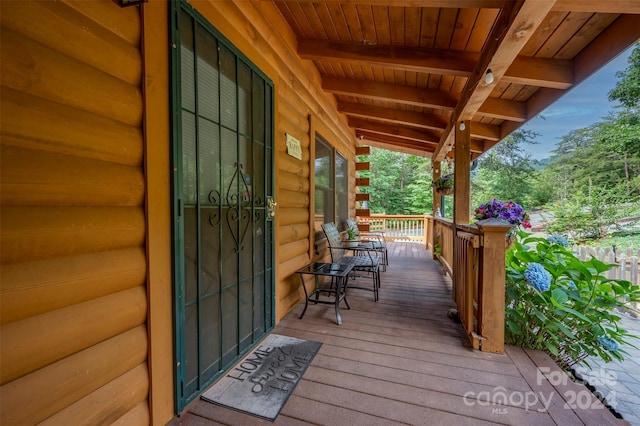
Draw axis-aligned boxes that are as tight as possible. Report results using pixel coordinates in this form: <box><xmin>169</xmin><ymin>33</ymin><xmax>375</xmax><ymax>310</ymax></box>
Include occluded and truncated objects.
<box><xmin>474</xmin><ymin>199</ymin><xmax>531</xmax><ymax>245</ymax></box>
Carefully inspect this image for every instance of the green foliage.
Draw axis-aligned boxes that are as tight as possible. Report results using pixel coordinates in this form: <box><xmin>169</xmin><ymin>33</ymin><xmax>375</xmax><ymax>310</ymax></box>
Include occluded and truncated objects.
<box><xmin>471</xmin><ymin>130</ymin><xmax>541</xmax><ymax>210</ymax></box>
<box><xmin>608</xmin><ymin>42</ymin><xmax>640</xmax><ymax>110</ymax></box>
<box><xmin>345</xmin><ymin>227</ymin><xmax>359</xmax><ymax>240</ymax></box>
<box><xmin>363</xmin><ymin>148</ymin><xmax>434</xmax><ymax>214</ymax></box>
<box><xmin>505</xmin><ymin>232</ymin><xmax>640</xmax><ymax>371</ymax></box>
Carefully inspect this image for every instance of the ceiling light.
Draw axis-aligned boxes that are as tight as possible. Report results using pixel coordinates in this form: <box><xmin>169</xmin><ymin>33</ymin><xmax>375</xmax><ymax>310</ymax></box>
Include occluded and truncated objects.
<box><xmin>485</xmin><ymin>69</ymin><xmax>494</xmax><ymax>85</ymax></box>
<box><xmin>459</xmin><ymin>121</ymin><xmax>466</xmax><ymax>131</ymax></box>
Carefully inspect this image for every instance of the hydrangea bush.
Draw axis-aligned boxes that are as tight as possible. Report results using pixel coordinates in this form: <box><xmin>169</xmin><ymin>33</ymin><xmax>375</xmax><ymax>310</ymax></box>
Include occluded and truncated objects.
<box><xmin>505</xmin><ymin>232</ymin><xmax>640</xmax><ymax>371</ymax></box>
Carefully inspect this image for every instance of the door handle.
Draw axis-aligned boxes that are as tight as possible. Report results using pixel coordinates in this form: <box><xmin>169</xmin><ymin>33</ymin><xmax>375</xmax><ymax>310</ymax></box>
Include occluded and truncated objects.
<box><xmin>267</xmin><ymin>197</ymin><xmax>277</xmax><ymax>218</ymax></box>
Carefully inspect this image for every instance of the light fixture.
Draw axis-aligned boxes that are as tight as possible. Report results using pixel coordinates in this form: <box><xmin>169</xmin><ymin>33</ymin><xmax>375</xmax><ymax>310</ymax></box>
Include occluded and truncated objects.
<box><xmin>113</xmin><ymin>0</ymin><xmax>147</xmax><ymax>7</ymax></box>
<box><xmin>459</xmin><ymin>121</ymin><xmax>466</xmax><ymax>131</ymax></box>
<box><xmin>484</xmin><ymin>69</ymin><xmax>494</xmax><ymax>85</ymax></box>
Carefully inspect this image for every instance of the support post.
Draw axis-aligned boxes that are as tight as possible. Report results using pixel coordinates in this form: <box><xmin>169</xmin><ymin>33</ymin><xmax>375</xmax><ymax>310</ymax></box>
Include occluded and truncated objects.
<box><xmin>477</xmin><ymin>219</ymin><xmax>512</xmax><ymax>353</ymax></box>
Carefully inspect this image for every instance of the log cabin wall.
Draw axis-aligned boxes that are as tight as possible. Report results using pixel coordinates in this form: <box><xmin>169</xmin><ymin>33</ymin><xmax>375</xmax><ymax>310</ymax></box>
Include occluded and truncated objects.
<box><xmin>0</xmin><ymin>0</ymin><xmax>356</xmax><ymax>424</ymax></box>
<box><xmin>0</xmin><ymin>1</ymin><xmax>149</xmax><ymax>424</ymax></box>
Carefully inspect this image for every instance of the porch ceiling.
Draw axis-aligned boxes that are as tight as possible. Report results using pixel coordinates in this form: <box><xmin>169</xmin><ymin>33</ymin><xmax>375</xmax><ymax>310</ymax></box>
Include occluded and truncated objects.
<box><xmin>269</xmin><ymin>0</ymin><xmax>640</xmax><ymax>159</ymax></box>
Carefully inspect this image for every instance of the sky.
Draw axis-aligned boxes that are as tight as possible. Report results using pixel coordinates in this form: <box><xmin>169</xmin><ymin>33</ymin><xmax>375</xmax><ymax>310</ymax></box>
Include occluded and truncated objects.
<box><xmin>520</xmin><ymin>46</ymin><xmax>634</xmax><ymax>160</ymax></box>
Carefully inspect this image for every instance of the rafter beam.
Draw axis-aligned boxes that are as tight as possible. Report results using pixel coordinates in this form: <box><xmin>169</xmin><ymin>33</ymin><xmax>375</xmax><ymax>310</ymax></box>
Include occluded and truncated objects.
<box><xmin>299</xmin><ymin>39</ymin><xmax>475</xmax><ymax>77</ymax></box>
<box><xmin>435</xmin><ymin>0</ymin><xmax>557</xmax><ymax>160</ymax></box>
<box><xmin>358</xmin><ymin>130</ymin><xmax>437</xmax><ymax>152</ymax></box>
<box><xmin>337</xmin><ymin>101</ymin><xmax>447</xmax><ymax>132</ymax></box>
<box><xmin>348</xmin><ymin>117</ymin><xmax>440</xmax><ymax>143</ymax></box>
<box><xmin>338</xmin><ymin>101</ymin><xmax>501</xmax><ymax>141</ymax></box>
<box><xmin>299</xmin><ymin>39</ymin><xmax>573</xmax><ymax>89</ymax></box>
<box><xmin>323</xmin><ymin>78</ymin><xmax>457</xmax><ymax>110</ymax></box>
<box><xmin>268</xmin><ymin>0</ymin><xmax>505</xmax><ymax>7</ymax></box>
<box><xmin>325</xmin><ymin>78</ymin><xmax>527</xmax><ymax>122</ymax></box>
<box><xmin>553</xmin><ymin>0</ymin><xmax>640</xmax><ymax>13</ymax></box>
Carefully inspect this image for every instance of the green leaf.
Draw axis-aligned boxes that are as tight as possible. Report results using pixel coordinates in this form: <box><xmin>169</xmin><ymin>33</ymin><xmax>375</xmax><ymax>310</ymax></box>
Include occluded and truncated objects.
<box><xmin>543</xmin><ymin>340</ymin><xmax>559</xmax><ymax>356</ymax></box>
<box><xmin>551</xmin><ymin>288</ymin><xmax>569</xmax><ymax>305</ymax></box>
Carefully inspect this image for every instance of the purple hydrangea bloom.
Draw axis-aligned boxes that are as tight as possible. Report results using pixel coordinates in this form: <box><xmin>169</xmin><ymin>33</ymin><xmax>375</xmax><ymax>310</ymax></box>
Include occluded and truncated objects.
<box><xmin>598</xmin><ymin>337</ymin><xmax>619</xmax><ymax>351</ymax></box>
<box><xmin>524</xmin><ymin>263</ymin><xmax>551</xmax><ymax>292</ymax></box>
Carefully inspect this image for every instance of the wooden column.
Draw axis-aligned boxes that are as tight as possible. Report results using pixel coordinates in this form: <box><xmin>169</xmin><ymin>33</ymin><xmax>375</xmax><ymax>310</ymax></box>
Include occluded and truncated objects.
<box><xmin>431</xmin><ymin>161</ymin><xmax>441</xmax><ymax>259</ymax></box>
<box><xmin>432</xmin><ymin>160</ymin><xmax>441</xmax><ymax>217</ymax></box>
<box><xmin>142</xmin><ymin>2</ymin><xmax>174</xmax><ymax>424</ymax></box>
<box><xmin>453</xmin><ymin>121</ymin><xmax>470</xmax><ymax>225</ymax></box>
<box><xmin>452</xmin><ymin>121</ymin><xmax>471</xmax><ymax>303</ymax></box>
<box><xmin>477</xmin><ymin>219</ymin><xmax>512</xmax><ymax>354</ymax></box>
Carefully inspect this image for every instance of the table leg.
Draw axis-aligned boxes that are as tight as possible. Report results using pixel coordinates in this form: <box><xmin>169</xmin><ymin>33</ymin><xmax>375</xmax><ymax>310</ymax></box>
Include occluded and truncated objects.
<box><xmin>298</xmin><ymin>273</ymin><xmax>309</xmax><ymax>320</ymax></box>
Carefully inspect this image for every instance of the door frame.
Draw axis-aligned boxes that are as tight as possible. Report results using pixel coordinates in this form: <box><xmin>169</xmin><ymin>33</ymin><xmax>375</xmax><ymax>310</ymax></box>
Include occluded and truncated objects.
<box><xmin>169</xmin><ymin>1</ymin><xmax>276</xmax><ymax>412</ymax></box>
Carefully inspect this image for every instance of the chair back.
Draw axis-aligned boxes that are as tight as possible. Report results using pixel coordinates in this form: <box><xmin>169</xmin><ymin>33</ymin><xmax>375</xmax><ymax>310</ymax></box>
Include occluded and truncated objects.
<box><xmin>321</xmin><ymin>222</ymin><xmax>345</xmax><ymax>263</ymax></box>
<box><xmin>345</xmin><ymin>218</ymin><xmax>359</xmax><ymax>235</ymax></box>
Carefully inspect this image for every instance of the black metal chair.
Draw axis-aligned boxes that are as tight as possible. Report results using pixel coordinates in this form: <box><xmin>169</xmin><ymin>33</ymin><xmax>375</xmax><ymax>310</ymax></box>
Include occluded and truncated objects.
<box><xmin>321</xmin><ymin>222</ymin><xmax>381</xmax><ymax>301</ymax></box>
<box><xmin>346</xmin><ymin>218</ymin><xmax>388</xmax><ymax>271</ymax></box>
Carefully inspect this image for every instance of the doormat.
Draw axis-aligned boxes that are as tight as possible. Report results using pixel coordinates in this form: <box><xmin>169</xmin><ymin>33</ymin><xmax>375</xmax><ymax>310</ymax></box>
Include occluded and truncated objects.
<box><xmin>201</xmin><ymin>334</ymin><xmax>322</xmax><ymax>421</ymax></box>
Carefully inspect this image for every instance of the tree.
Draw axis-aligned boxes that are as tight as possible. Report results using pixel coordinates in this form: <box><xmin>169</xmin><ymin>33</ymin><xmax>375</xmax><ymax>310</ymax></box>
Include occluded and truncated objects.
<box><xmin>471</xmin><ymin>130</ymin><xmax>541</xmax><ymax>209</ymax></box>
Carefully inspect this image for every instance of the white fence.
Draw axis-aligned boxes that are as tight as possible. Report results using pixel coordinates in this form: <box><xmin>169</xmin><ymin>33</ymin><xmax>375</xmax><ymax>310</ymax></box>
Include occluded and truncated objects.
<box><xmin>572</xmin><ymin>246</ymin><xmax>639</xmax><ymax>312</ymax></box>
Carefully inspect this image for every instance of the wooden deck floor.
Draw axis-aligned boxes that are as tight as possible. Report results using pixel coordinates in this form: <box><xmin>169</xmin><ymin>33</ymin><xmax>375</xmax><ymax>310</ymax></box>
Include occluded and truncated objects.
<box><xmin>170</xmin><ymin>242</ymin><xmax>628</xmax><ymax>426</ymax></box>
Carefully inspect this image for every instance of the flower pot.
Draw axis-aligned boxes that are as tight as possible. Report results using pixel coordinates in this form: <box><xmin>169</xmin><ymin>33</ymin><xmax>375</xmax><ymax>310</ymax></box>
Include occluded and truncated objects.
<box><xmin>437</xmin><ymin>187</ymin><xmax>454</xmax><ymax>195</ymax></box>
<box><xmin>343</xmin><ymin>239</ymin><xmax>359</xmax><ymax>248</ymax></box>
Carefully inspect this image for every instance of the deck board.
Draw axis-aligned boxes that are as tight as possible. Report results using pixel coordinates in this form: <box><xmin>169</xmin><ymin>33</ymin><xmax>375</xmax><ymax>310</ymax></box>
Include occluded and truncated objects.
<box><xmin>170</xmin><ymin>242</ymin><xmax>628</xmax><ymax>426</ymax></box>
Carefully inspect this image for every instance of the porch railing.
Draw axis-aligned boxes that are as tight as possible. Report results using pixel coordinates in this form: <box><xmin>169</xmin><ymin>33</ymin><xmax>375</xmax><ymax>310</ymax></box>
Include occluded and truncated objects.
<box><xmin>430</xmin><ymin>216</ymin><xmax>510</xmax><ymax>353</ymax></box>
<box><xmin>364</xmin><ymin>214</ymin><xmax>431</xmax><ymax>243</ymax></box>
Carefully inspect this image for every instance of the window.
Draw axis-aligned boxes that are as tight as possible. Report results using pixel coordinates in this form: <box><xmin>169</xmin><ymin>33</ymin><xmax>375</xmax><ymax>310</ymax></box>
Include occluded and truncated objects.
<box><xmin>314</xmin><ymin>136</ymin><xmax>348</xmax><ymax>238</ymax></box>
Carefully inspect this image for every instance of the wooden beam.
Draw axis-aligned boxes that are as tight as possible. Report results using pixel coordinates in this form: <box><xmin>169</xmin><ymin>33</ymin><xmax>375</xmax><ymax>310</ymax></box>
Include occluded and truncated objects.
<box><xmin>553</xmin><ymin>0</ymin><xmax>640</xmax><ymax>13</ymax></box>
<box><xmin>337</xmin><ymin>101</ymin><xmax>447</xmax><ymax>132</ymax></box>
<box><xmin>338</xmin><ymin>101</ymin><xmax>500</xmax><ymax>141</ymax></box>
<box><xmin>503</xmin><ymin>56</ymin><xmax>573</xmax><ymax>90</ymax></box>
<box><xmin>355</xmin><ymin>146</ymin><xmax>370</xmax><ymax>155</ymax></box>
<box><xmin>453</xmin><ymin>121</ymin><xmax>471</xmax><ymax>225</ymax></box>
<box><xmin>365</xmin><ymin>139</ymin><xmax>432</xmax><ymax>158</ymax></box>
<box><xmin>477</xmin><ymin>97</ymin><xmax>528</xmax><ymax>122</ymax></box>
<box><xmin>301</xmin><ymin>39</ymin><xmax>574</xmax><ymax>89</ymax></box>
<box><xmin>358</xmin><ymin>130</ymin><xmax>437</xmax><ymax>151</ymax></box>
<box><xmin>322</xmin><ymin>78</ymin><xmax>457</xmax><ymax>110</ymax></box>
<box><xmin>299</xmin><ymin>39</ymin><xmax>475</xmax><ymax>77</ymax></box>
<box><xmin>348</xmin><ymin>117</ymin><xmax>440</xmax><ymax>143</ymax></box>
<box><xmin>268</xmin><ymin>0</ymin><xmax>507</xmax><ymax>8</ymax></box>
<box><xmin>435</xmin><ymin>0</ymin><xmax>557</xmax><ymax>160</ymax></box>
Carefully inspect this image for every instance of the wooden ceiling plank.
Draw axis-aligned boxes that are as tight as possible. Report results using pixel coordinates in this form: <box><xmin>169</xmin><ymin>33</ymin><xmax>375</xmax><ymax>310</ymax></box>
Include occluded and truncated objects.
<box><xmin>450</xmin><ymin>8</ymin><xmax>480</xmax><ymax>51</ymax></box>
<box><xmin>435</xmin><ymin>8</ymin><xmax>458</xmax><ymax>49</ymax></box>
<box><xmin>357</xmin><ymin>4</ymin><xmax>377</xmax><ymax>43</ymax></box>
<box><xmin>435</xmin><ymin>0</ymin><xmax>558</xmax><ymax>161</ymax></box>
<box><xmin>465</xmin><ymin>8</ymin><xmax>500</xmax><ymax>52</ymax></box>
<box><xmin>372</xmin><ymin>5</ymin><xmax>392</xmax><ymax>45</ymax></box>
<box><xmin>555</xmin><ymin>13</ymin><xmax>619</xmax><ymax>60</ymax></box>
<box><xmin>404</xmin><ymin>7</ymin><xmax>422</xmax><ymax>47</ymax></box>
<box><xmin>389</xmin><ymin>6</ymin><xmax>406</xmax><ymax>45</ymax></box>
<box><xmin>312</xmin><ymin>3</ymin><xmax>340</xmax><ymax>40</ymax></box>
<box><xmin>325</xmin><ymin>3</ymin><xmax>352</xmax><ymax>41</ymax></box>
<box><xmin>341</xmin><ymin>3</ymin><xmax>364</xmax><ymax>41</ymax></box>
<box><xmin>419</xmin><ymin>8</ymin><xmax>439</xmax><ymax>48</ymax></box>
<box><xmin>300</xmin><ymin>2</ymin><xmax>329</xmax><ymax>39</ymax></box>
<box><xmin>536</xmin><ymin>12</ymin><xmax>593</xmax><ymax>58</ymax></box>
<box><xmin>519</xmin><ymin>11</ymin><xmax>568</xmax><ymax>56</ymax></box>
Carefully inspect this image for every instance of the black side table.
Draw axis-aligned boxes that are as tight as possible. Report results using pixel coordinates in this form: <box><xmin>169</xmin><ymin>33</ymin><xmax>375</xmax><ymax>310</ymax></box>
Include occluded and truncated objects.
<box><xmin>296</xmin><ymin>262</ymin><xmax>354</xmax><ymax>325</ymax></box>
